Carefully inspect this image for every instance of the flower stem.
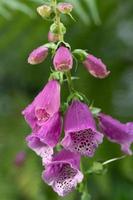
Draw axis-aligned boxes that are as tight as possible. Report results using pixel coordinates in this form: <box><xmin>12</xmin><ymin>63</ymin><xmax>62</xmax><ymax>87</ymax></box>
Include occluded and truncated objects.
<box><xmin>65</xmin><ymin>71</ymin><xmax>74</xmax><ymax>94</ymax></box>
<box><xmin>52</xmin><ymin>0</ymin><xmax>74</xmax><ymax>95</ymax></box>
<box><xmin>52</xmin><ymin>0</ymin><xmax>64</xmax><ymax>42</ymax></box>
<box><xmin>56</xmin><ymin>11</ymin><xmax>64</xmax><ymax>42</ymax></box>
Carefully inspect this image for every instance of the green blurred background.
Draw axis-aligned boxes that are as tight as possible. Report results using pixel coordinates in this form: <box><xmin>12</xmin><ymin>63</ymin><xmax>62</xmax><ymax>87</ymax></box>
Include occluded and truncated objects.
<box><xmin>0</xmin><ymin>0</ymin><xmax>133</xmax><ymax>199</ymax></box>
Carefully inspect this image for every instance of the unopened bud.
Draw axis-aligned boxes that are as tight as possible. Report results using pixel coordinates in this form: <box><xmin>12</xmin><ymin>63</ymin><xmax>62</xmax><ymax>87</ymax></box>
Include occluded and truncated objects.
<box><xmin>48</xmin><ymin>31</ymin><xmax>59</xmax><ymax>42</ymax></box>
<box><xmin>28</xmin><ymin>45</ymin><xmax>48</xmax><ymax>65</ymax></box>
<box><xmin>50</xmin><ymin>22</ymin><xmax>66</xmax><ymax>35</ymax></box>
<box><xmin>57</xmin><ymin>3</ymin><xmax>73</xmax><ymax>14</ymax></box>
<box><xmin>53</xmin><ymin>46</ymin><xmax>73</xmax><ymax>71</ymax></box>
<box><xmin>37</xmin><ymin>4</ymin><xmax>52</xmax><ymax>18</ymax></box>
<box><xmin>83</xmin><ymin>54</ymin><xmax>110</xmax><ymax>79</ymax></box>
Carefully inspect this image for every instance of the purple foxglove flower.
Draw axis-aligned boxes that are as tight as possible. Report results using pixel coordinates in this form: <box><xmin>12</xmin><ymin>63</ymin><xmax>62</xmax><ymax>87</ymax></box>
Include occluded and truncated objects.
<box><xmin>14</xmin><ymin>151</ymin><xmax>26</xmax><ymax>167</ymax></box>
<box><xmin>22</xmin><ymin>80</ymin><xmax>60</xmax><ymax>129</ymax></box>
<box><xmin>61</xmin><ymin>100</ymin><xmax>103</xmax><ymax>157</ymax></box>
<box><xmin>53</xmin><ymin>46</ymin><xmax>73</xmax><ymax>71</ymax></box>
<box><xmin>83</xmin><ymin>54</ymin><xmax>110</xmax><ymax>78</ymax></box>
<box><xmin>28</xmin><ymin>45</ymin><xmax>48</xmax><ymax>65</ymax></box>
<box><xmin>42</xmin><ymin>149</ymin><xmax>83</xmax><ymax>196</ymax></box>
<box><xmin>98</xmin><ymin>113</ymin><xmax>133</xmax><ymax>155</ymax></box>
<box><xmin>26</xmin><ymin>112</ymin><xmax>62</xmax><ymax>164</ymax></box>
<box><xmin>48</xmin><ymin>31</ymin><xmax>59</xmax><ymax>42</ymax></box>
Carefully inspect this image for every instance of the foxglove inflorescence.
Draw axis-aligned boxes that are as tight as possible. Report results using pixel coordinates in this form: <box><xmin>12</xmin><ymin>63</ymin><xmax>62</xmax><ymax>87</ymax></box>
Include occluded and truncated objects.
<box><xmin>22</xmin><ymin>0</ymin><xmax>133</xmax><ymax>197</ymax></box>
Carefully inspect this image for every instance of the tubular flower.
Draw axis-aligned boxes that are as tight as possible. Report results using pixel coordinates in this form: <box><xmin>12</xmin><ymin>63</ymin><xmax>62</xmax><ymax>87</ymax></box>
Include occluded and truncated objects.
<box><xmin>98</xmin><ymin>113</ymin><xmax>133</xmax><ymax>155</ymax></box>
<box><xmin>28</xmin><ymin>45</ymin><xmax>48</xmax><ymax>65</ymax></box>
<box><xmin>22</xmin><ymin>80</ymin><xmax>60</xmax><ymax>129</ymax></box>
<box><xmin>26</xmin><ymin>112</ymin><xmax>62</xmax><ymax>163</ymax></box>
<box><xmin>42</xmin><ymin>149</ymin><xmax>83</xmax><ymax>196</ymax></box>
<box><xmin>53</xmin><ymin>46</ymin><xmax>73</xmax><ymax>71</ymax></box>
<box><xmin>61</xmin><ymin>100</ymin><xmax>103</xmax><ymax>157</ymax></box>
<box><xmin>83</xmin><ymin>53</ymin><xmax>110</xmax><ymax>78</ymax></box>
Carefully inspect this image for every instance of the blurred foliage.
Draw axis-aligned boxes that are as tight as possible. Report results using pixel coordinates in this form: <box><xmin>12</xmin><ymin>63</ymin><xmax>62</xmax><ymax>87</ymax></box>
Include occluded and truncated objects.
<box><xmin>0</xmin><ymin>0</ymin><xmax>133</xmax><ymax>200</ymax></box>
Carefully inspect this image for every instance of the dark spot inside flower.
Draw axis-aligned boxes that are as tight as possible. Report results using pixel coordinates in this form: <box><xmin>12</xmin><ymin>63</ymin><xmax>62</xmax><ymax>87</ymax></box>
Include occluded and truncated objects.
<box><xmin>55</xmin><ymin>163</ymin><xmax>77</xmax><ymax>192</ymax></box>
<box><xmin>69</xmin><ymin>128</ymin><xmax>98</xmax><ymax>156</ymax></box>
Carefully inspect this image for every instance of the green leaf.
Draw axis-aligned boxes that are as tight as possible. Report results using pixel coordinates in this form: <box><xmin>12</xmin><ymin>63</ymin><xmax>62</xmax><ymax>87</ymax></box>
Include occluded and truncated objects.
<box><xmin>2</xmin><ymin>0</ymin><xmax>34</xmax><ymax>17</ymax></box>
<box><xmin>84</xmin><ymin>0</ymin><xmax>101</xmax><ymax>25</ymax></box>
<box><xmin>0</xmin><ymin>6</ymin><xmax>11</xmax><ymax>19</ymax></box>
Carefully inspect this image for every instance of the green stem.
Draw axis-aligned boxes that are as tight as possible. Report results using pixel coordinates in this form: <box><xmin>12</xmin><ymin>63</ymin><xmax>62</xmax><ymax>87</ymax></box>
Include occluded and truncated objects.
<box><xmin>51</xmin><ymin>0</ymin><xmax>73</xmax><ymax>95</ymax></box>
<box><xmin>52</xmin><ymin>0</ymin><xmax>56</xmax><ymax>5</ymax></box>
<box><xmin>56</xmin><ymin>11</ymin><xmax>64</xmax><ymax>41</ymax></box>
<box><xmin>52</xmin><ymin>0</ymin><xmax>64</xmax><ymax>41</ymax></box>
<box><xmin>65</xmin><ymin>71</ymin><xmax>74</xmax><ymax>94</ymax></box>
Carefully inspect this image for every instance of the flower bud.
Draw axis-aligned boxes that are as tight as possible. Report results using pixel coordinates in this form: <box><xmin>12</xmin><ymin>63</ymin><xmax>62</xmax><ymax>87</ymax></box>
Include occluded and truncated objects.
<box><xmin>53</xmin><ymin>46</ymin><xmax>73</xmax><ymax>71</ymax></box>
<box><xmin>28</xmin><ymin>45</ymin><xmax>48</xmax><ymax>65</ymax></box>
<box><xmin>83</xmin><ymin>54</ymin><xmax>110</xmax><ymax>79</ymax></box>
<box><xmin>50</xmin><ymin>22</ymin><xmax>66</xmax><ymax>35</ymax></box>
<box><xmin>48</xmin><ymin>31</ymin><xmax>59</xmax><ymax>42</ymax></box>
<box><xmin>57</xmin><ymin>3</ymin><xmax>73</xmax><ymax>14</ymax></box>
<box><xmin>37</xmin><ymin>4</ymin><xmax>52</xmax><ymax>18</ymax></box>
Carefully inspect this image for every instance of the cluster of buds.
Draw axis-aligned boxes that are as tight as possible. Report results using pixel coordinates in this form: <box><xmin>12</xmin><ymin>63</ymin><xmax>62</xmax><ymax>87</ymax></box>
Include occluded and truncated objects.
<box><xmin>37</xmin><ymin>2</ymin><xmax>73</xmax><ymax>19</ymax></box>
<box><xmin>22</xmin><ymin>0</ymin><xmax>133</xmax><ymax>197</ymax></box>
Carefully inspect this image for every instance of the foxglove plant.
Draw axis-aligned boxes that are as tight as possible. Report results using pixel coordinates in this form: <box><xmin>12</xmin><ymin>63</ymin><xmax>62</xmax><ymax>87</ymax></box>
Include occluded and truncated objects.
<box><xmin>22</xmin><ymin>0</ymin><xmax>133</xmax><ymax>198</ymax></box>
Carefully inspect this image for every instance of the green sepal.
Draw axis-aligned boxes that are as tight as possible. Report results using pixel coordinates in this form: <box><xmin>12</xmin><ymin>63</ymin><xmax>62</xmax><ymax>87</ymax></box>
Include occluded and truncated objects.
<box><xmin>67</xmin><ymin>13</ymin><xmax>76</xmax><ymax>22</ymax></box>
<box><xmin>90</xmin><ymin>106</ymin><xmax>101</xmax><ymax>117</ymax></box>
<box><xmin>86</xmin><ymin>162</ymin><xmax>104</xmax><ymax>175</ymax></box>
<box><xmin>44</xmin><ymin>42</ymin><xmax>56</xmax><ymax>49</ymax></box>
<box><xmin>49</xmin><ymin>71</ymin><xmax>64</xmax><ymax>83</ymax></box>
<box><xmin>73</xmin><ymin>49</ymin><xmax>88</xmax><ymax>61</ymax></box>
<box><xmin>50</xmin><ymin>22</ymin><xmax>66</xmax><ymax>34</ymax></box>
<box><xmin>66</xmin><ymin>91</ymin><xmax>84</xmax><ymax>104</ymax></box>
<box><xmin>56</xmin><ymin>41</ymin><xmax>71</xmax><ymax>50</ymax></box>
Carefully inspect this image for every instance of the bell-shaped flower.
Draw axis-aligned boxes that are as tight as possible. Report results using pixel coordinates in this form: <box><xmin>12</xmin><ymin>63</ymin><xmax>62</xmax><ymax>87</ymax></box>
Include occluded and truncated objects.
<box><xmin>98</xmin><ymin>113</ymin><xmax>133</xmax><ymax>155</ymax></box>
<box><xmin>53</xmin><ymin>46</ymin><xmax>73</xmax><ymax>71</ymax></box>
<box><xmin>22</xmin><ymin>80</ymin><xmax>60</xmax><ymax>129</ymax></box>
<box><xmin>26</xmin><ymin>112</ymin><xmax>62</xmax><ymax>164</ymax></box>
<box><xmin>42</xmin><ymin>149</ymin><xmax>83</xmax><ymax>196</ymax></box>
<box><xmin>83</xmin><ymin>53</ymin><xmax>110</xmax><ymax>78</ymax></box>
<box><xmin>61</xmin><ymin>100</ymin><xmax>103</xmax><ymax>157</ymax></box>
<box><xmin>28</xmin><ymin>45</ymin><xmax>48</xmax><ymax>65</ymax></box>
